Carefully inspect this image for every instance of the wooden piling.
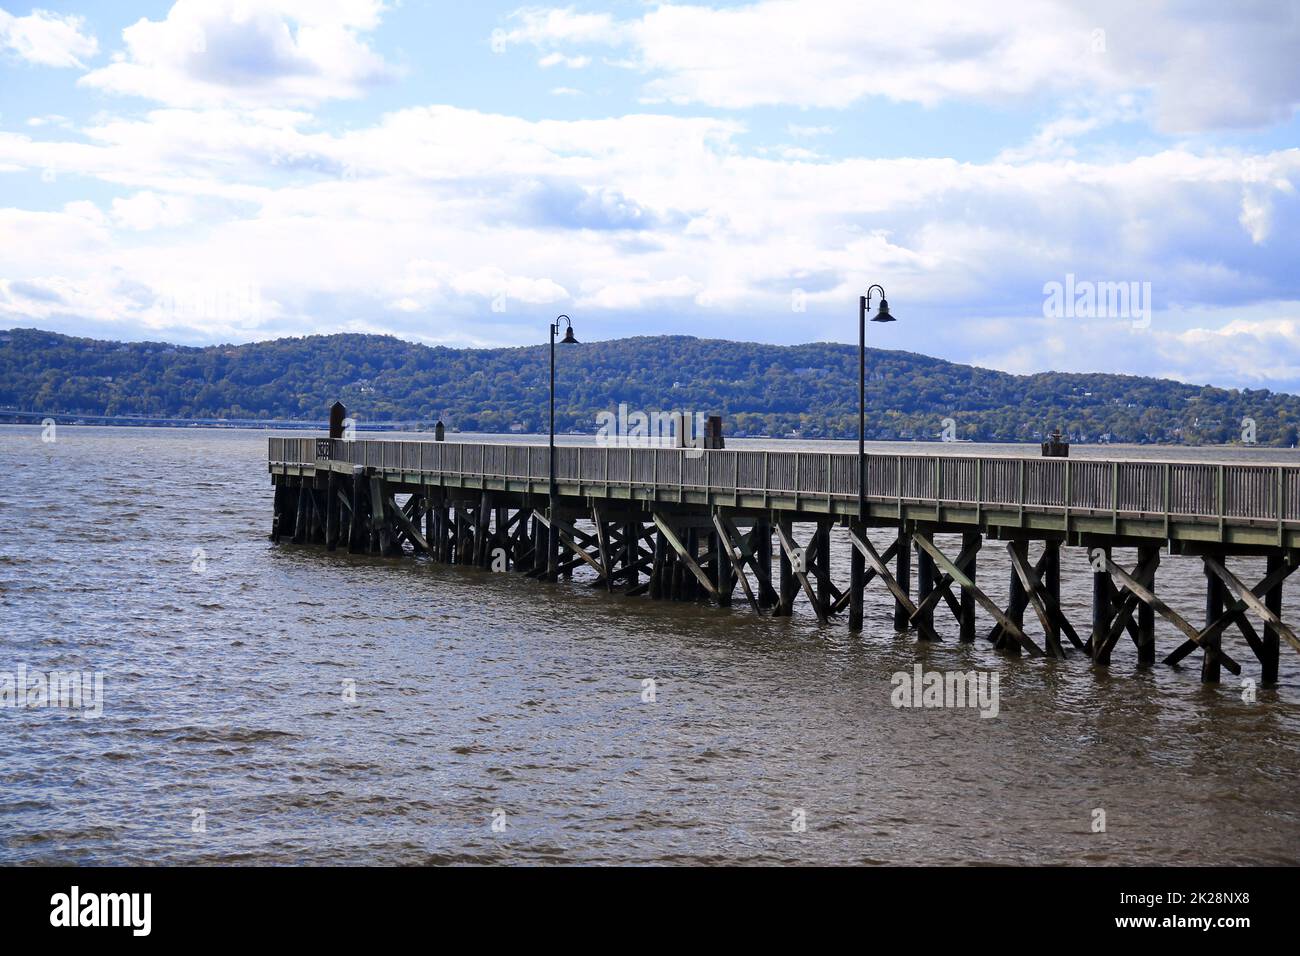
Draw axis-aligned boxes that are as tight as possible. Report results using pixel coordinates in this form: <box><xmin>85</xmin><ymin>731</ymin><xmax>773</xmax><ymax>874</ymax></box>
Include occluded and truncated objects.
<box><xmin>1202</xmin><ymin>558</ymin><xmax>1225</xmax><ymax>683</ymax></box>
<box><xmin>1136</xmin><ymin>545</ymin><xmax>1158</xmax><ymax>665</ymax></box>
<box><xmin>1043</xmin><ymin>539</ymin><xmax>1061</xmax><ymax>648</ymax></box>
<box><xmin>893</xmin><ymin>528</ymin><xmax>911</xmax><ymax>631</ymax></box>
<box><xmin>1004</xmin><ymin>539</ymin><xmax>1028</xmax><ymax>656</ymax></box>
<box><xmin>1263</xmin><ymin>552</ymin><xmax>1283</xmax><ymax>684</ymax></box>
<box><xmin>775</xmin><ymin>516</ymin><xmax>795</xmax><ymax>617</ymax></box>
<box><xmin>915</xmin><ymin>529</ymin><xmax>935</xmax><ymax>636</ymax></box>
<box><xmin>325</xmin><ymin>472</ymin><xmax>340</xmax><ymax>551</ymax></box>
<box><xmin>959</xmin><ymin>531</ymin><xmax>980</xmax><ymax>642</ymax></box>
<box><xmin>849</xmin><ymin>522</ymin><xmax>865</xmax><ymax>633</ymax></box>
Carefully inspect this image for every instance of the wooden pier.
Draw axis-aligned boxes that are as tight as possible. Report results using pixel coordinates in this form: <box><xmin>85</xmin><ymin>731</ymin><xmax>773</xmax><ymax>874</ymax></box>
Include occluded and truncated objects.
<box><xmin>267</xmin><ymin>436</ymin><xmax>1300</xmax><ymax>684</ymax></box>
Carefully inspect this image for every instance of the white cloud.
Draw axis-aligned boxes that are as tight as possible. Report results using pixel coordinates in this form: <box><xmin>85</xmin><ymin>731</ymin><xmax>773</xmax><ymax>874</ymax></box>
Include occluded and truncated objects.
<box><xmin>2</xmin><ymin>101</ymin><xmax>1299</xmax><ymax>380</ymax></box>
<box><xmin>538</xmin><ymin>51</ymin><xmax>589</xmax><ymax>69</ymax></box>
<box><xmin>79</xmin><ymin>0</ymin><xmax>393</xmax><ymax>107</ymax></box>
<box><xmin>111</xmin><ymin>191</ymin><xmax>197</xmax><ymax>230</ymax></box>
<box><xmin>501</xmin><ymin>0</ymin><xmax>1300</xmax><ymax>132</ymax></box>
<box><xmin>0</xmin><ymin>7</ymin><xmax>98</xmax><ymax>68</ymax></box>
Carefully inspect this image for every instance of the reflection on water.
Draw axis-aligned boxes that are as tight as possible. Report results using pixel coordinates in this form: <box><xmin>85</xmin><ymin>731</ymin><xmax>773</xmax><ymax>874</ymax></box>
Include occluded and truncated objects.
<box><xmin>0</xmin><ymin>426</ymin><xmax>1296</xmax><ymax>865</ymax></box>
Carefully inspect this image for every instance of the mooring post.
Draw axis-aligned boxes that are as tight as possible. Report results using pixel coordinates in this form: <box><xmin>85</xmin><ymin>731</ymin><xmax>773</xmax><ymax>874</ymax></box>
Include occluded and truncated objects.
<box><xmin>1202</xmin><ymin>558</ymin><xmax>1225</xmax><ymax>683</ymax></box>
<box><xmin>959</xmin><ymin>531</ymin><xmax>980</xmax><ymax>641</ymax></box>
<box><xmin>893</xmin><ymin>527</ymin><xmax>911</xmax><ymax>631</ymax></box>
<box><xmin>1263</xmin><ymin>552</ymin><xmax>1283</xmax><ymax>684</ymax></box>
<box><xmin>916</xmin><ymin>529</ymin><xmax>935</xmax><ymax>636</ymax></box>
<box><xmin>1136</xmin><ymin>545</ymin><xmax>1158</xmax><ymax>665</ymax></box>
<box><xmin>849</xmin><ymin>521</ymin><xmax>865</xmax><ymax>633</ymax></box>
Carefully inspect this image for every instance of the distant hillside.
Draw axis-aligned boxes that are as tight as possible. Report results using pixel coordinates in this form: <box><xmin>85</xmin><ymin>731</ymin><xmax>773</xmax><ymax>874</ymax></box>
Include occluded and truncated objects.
<box><xmin>1</xmin><ymin>327</ymin><xmax>1297</xmax><ymax>445</ymax></box>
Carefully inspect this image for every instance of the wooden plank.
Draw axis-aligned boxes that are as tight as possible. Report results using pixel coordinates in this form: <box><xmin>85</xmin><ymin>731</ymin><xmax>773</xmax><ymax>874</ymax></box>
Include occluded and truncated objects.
<box><xmin>848</xmin><ymin>528</ymin><xmax>940</xmax><ymax>641</ymax></box>
<box><xmin>910</xmin><ymin>532</ymin><xmax>1039</xmax><ymax>654</ymax></box>
<box><xmin>1107</xmin><ymin>556</ymin><xmax>1242</xmax><ymax>675</ymax></box>
<box><xmin>712</xmin><ymin>513</ymin><xmax>762</xmax><ymax>615</ymax></box>
<box><xmin>909</xmin><ymin>535</ymin><xmax>978</xmax><ymax>622</ymax></box>
<box><xmin>1203</xmin><ymin>556</ymin><xmax>1300</xmax><ymax>655</ymax></box>
<box><xmin>533</xmin><ymin>509</ymin><xmax>607</xmax><ymax>578</ymax></box>
<box><xmin>386</xmin><ymin>494</ymin><xmax>430</xmax><ymax>552</ymax></box>
<box><xmin>774</xmin><ymin>521</ymin><xmax>828</xmax><ymax>624</ymax></box>
<box><xmin>653</xmin><ymin>513</ymin><xmax>720</xmax><ymax>599</ymax></box>
<box><xmin>1005</xmin><ymin>542</ymin><xmax>1080</xmax><ymax>658</ymax></box>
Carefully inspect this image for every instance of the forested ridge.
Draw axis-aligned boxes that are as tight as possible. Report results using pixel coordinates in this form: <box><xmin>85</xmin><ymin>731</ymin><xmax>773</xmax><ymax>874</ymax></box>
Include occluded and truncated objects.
<box><xmin>2</xmin><ymin>327</ymin><xmax>1296</xmax><ymax>445</ymax></box>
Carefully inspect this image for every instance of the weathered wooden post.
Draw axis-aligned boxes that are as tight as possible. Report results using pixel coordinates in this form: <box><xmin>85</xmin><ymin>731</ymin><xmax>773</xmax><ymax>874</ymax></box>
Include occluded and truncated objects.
<box><xmin>293</xmin><ymin>480</ymin><xmax>309</xmax><ymax>544</ymax></box>
<box><xmin>1005</xmin><ymin>539</ymin><xmax>1028</xmax><ymax>656</ymax></box>
<box><xmin>271</xmin><ymin>484</ymin><xmax>287</xmax><ymax>542</ymax></box>
<box><xmin>775</xmin><ymin>515</ymin><xmax>795</xmax><ymax>617</ymax></box>
<box><xmin>347</xmin><ymin>468</ymin><xmax>366</xmax><ymax>553</ymax></box>
<box><xmin>915</xmin><ymin>529</ymin><xmax>935</xmax><ymax>636</ymax></box>
<box><xmin>756</xmin><ymin>519</ymin><xmax>775</xmax><ymax>608</ymax></box>
<box><xmin>650</xmin><ymin>527</ymin><xmax>666</xmax><ymax>599</ymax></box>
<box><xmin>1043</xmin><ymin>539</ymin><xmax>1061</xmax><ymax>648</ymax></box>
<box><xmin>813</xmin><ymin>521</ymin><xmax>832</xmax><ymax>618</ymax></box>
<box><xmin>959</xmin><ymin>530</ymin><xmax>980</xmax><ymax>641</ymax></box>
<box><xmin>1136</xmin><ymin>544</ymin><xmax>1158</xmax><ymax>665</ymax></box>
<box><xmin>849</xmin><ymin>522</ymin><xmax>865</xmax><ymax>633</ymax></box>
<box><xmin>624</xmin><ymin>520</ymin><xmax>640</xmax><ymax>593</ymax></box>
<box><xmin>715</xmin><ymin>526</ymin><xmax>733</xmax><ymax>606</ymax></box>
<box><xmin>329</xmin><ymin>401</ymin><xmax>346</xmax><ymax>439</ymax></box>
<box><xmin>1203</xmin><ymin>558</ymin><xmax>1225</xmax><ymax>683</ymax></box>
<box><xmin>1263</xmin><ymin>552</ymin><xmax>1283</xmax><ymax>684</ymax></box>
<box><xmin>325</xmin><ymin>471</ymin><xmax>340</xmax><ymax>550</ymax></box>
<box><xmin>1089</xmin><ymin>542</ymin><xmax>1112</xmax><ymax>656</ymax></box>
<box><xmin>893</xmin><ymin>527</ymin><xmax>911</xmax><ymax>631</ymax></box>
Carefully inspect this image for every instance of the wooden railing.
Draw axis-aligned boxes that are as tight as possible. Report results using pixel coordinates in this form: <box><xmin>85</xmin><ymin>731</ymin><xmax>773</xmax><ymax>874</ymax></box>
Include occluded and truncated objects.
<box><xmin>268</xmin><ymin>437</ymin><xmax>1300</xmax><ymax>524</ymax></box>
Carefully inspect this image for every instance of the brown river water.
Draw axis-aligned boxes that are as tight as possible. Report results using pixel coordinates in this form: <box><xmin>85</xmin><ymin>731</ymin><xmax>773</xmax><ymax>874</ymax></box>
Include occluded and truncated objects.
<box><xmin>1</xmin><ymin>426</ymin><xmax>1297</xmax><ymax>865</ymax></box>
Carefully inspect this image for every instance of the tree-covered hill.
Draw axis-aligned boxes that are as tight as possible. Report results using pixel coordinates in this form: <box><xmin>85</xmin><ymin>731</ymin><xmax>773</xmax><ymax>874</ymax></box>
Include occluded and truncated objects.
<box><xmin>2</xmin><ymin>327</ymin><xmax>1297</xmax><ymax>445</ymax></box>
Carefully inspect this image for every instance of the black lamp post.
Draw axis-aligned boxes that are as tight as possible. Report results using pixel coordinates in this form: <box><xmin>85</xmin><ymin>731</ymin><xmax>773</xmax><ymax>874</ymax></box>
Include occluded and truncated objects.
<box><xmin>547</xmin><ymin>314</ymin><xmax>578</xmax><ymax>580</ymax></box>
<box><xmin>858</xmin><ymin>284</ymin><xmax>895</xmax><ymax>520</ymax></box>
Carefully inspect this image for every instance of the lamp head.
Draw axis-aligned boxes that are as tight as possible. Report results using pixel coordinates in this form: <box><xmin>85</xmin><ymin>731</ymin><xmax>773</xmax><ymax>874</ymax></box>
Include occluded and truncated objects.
<box><xmin>871</xmin><ymin>298</ymin><xmax>896</xmax><ymax>323</ymax></box>
<box><xmin>561</xmin><ymin>326</ymin><xmax>578</xmax><ymax>344</ymax></box>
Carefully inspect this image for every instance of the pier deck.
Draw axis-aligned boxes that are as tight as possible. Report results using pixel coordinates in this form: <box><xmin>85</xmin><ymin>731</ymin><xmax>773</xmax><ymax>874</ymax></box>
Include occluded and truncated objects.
<box><xmin>268</xmin><ymin>436</ymin><xmax>1300</xmax><ymax>684</ymax></box>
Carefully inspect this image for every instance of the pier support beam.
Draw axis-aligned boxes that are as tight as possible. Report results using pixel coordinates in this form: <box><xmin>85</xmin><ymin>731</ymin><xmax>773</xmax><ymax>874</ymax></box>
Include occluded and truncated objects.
<box><xmin>849</xmin><ymin>523</ymin><xmax>865</xmax><ymax>633</ymax></box>
<box><xmin>325</xmin><ymin>472</ymin><xmax>340</xmax><ymax>551</ymax></box>
<box><xmin>1202</xmin><ymin>560</ymin><xmax>1226</xmax><ymax>683</ymax></box>
<box><xmin>893</xmin><ymin>528</ymin><xmax>911</xmax><ymax>632</ymax></box>
<box><xmin>915</xmin><ymin>530</ymin><xmax>936</xmax><ymax>636</ymax></box>
<box><xmin>1263</xmin><ymin>553</ymin><xmax>1284</xmax><ymax>684</ymax></box>
<box><xmin>1136</xmin><ymin>545</ymin><xmax>1158</xmax><ymax>666</ymax></box>
<box><xmin>959</xmin><ymin>531</ymin><xmax>980</xmax><ymax>642</ymax></box>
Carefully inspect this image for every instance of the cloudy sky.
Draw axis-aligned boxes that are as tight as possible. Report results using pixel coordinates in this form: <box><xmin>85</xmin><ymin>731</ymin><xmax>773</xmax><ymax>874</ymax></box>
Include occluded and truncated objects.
<box><xmin>1</xmin><ymin>1</ymin><xmax>1299</xmax><ymax>388</ymax></box>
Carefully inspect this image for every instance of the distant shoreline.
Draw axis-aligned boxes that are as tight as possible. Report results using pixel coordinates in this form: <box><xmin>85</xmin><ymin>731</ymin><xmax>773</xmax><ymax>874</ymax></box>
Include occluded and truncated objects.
<box><xmin>2</xmin><ymin>415</ymin><xmax>1294</xmax><ymax>451</ymax></box>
